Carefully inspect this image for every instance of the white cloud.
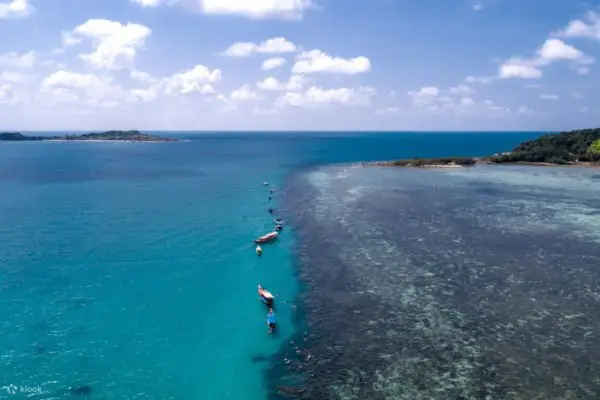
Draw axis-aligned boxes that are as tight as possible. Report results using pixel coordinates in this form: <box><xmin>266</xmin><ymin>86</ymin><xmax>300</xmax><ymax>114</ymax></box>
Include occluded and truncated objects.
<box><xmin>472</xmin><ymin>2</ymin><xmax>483</xmax><ymax>11</ymax></box>
<box><xmin>261</xmin><ymin>57</ymin><xmax>287</xmax><ymax>70</ymax></box>
<box><xmin>222</xmin><ymin>37</ymin><xmax>296</xmax><ymax>57</ymax></box>
<box><xmin>67</xmin><ymin>19</ymin><xmax>152</xmax><ymax>70</ymax></box>
<box><xmin>0</xmin><ymin>0</ymin><xmax>33</xmax><ymax>18</ymax></box>
<box><xmin>448</xmin><ymin>84</ymin><xmax>475</xmax><ymax>96</ymax></box>
<box><xmin>42</xmin><ymin>70</ymin><xmax>111</xmax><ymax>89</ymax></box>
<box><xmin>275</xmin><ymin>86</ymin><xmax>375</xmax><ymax>108</ymax></box>
<box><xmin>130</xmin><ymin>70</ymin><xmax>157</xmax><ymax>84</ymax></box>
<box><xmin>292</xmin><ymin>50</ymin><xmax>371</xmax><ymax>74</ymax></box>
<box><xmin>257</xmin><ymin>75</ymin><xmax>304</xmax><ymax>91</ymax></box>
<box><xmin>201</xmin><ymin>0</ymin><xmax>314</xmax><ymax>20</ymax></box>
<box><xmin>407</xmin><ymin>86</ymin><xmax>439</xmax><ymax>104</ymax></box>
<box><xmin>131</xmin><ymin>0</ymin><xmax>164</xmax><ymax>7</ymax></box>
<box><xmin>572</xmin><ymin>91</ymin><xmax>583</xmax><ymax>99</ymax></box>
<box><xmin>230</xmin><ymin>84</ymin><xmax>263</xmax><ymax>101</ymax></box>
<box><xmin>498</xmin><ymin>58</ymin><xmax>542</xmax><ymax>79</ymax></box>
<box><xmin>0</xmin><ymin>51</ymin><xmax>36</xmax><ymax>69</ymax></box>
<box><xmin>163</xmin><ymin>64</ymin><xmax>221</xmax><ymax>95</ymax></box>
<box><xmin>498</xmin><ymin>39</ymin><xmax>593</xmax><ymax>79</ymax></box>
<box><xmin>540</xmin><ymin>94</ymin><xmax>558</xmax><ymax>100</ymax></box>
<box><xmin>556</xmin><ymin>11</ymin><xmax>600</xmax><ymax>40</ymax></box>
<box><xmin>40</xmin><ymin>70</ymin><xmax>125</xmax><ymax>106</ymax></box>
<box><xmin>464</xmin><ymin>75</ymin><xmax>493</xmax><ymax>84</ymax></box>
<box><xmin>535</xmin><ymin>38</ymin><xmax>593</xmax><ymax>65</ymax></box>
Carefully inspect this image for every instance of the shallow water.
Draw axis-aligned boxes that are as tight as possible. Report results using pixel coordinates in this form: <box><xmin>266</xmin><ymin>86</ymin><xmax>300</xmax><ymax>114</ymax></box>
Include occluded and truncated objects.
<box><xmin>275</xmin><ymin>164</ymin><xmax>600</xmax><ymax>399</ymax></box>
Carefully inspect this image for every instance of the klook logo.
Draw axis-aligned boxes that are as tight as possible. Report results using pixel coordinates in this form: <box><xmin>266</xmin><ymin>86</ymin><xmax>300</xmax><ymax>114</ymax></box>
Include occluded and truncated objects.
<box><xmin>2</xmin><ymin>384</ymin><xmax>43</xmax><ymax>395</ymax></box>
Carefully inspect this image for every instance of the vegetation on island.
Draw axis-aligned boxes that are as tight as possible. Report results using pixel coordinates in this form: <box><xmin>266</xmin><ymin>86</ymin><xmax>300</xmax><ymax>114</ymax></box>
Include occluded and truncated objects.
<box><xmin>0</xmin><ymin>132</ymin><xmax>47</xmax><ymax>141</ymax></box>
<box><xmin>378</xmin><ymin>128</ymin><xmax>600</xmax><ymax>168</ymax></box>
<box><xmin>489</xmin><ymin>128</ymin><xmax>600</xmax><ymax>164</ymax></box>
<box><xmin>0</xmin><ymin>130</ymin><xmax>177</xmax><ymax>142</ymax></box>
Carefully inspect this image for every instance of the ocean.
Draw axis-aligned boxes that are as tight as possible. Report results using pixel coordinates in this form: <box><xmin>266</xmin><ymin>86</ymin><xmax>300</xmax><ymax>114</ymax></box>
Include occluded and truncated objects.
<box><xmin>4</xmin><ymin>131</ymin><xmax>598</xmax><ymax>400</ymax></box>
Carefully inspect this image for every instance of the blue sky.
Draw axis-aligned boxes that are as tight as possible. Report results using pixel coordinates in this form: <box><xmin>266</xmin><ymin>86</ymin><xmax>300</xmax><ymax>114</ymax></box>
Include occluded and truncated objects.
<box><xmin>0</xmin><ymin>0</ymin><xmax>599</xmax><ymax>130</ymax></box>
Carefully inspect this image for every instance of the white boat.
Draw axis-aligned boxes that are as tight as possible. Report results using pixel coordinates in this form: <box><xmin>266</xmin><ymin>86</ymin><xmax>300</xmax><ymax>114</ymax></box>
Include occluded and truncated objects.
<box><xmin>256</xmin><ymin>245</ymin><xmax>263</xmax><ymax>255</ymax></box>
<box><xmin>254</xmin><ymin>231</ymin><xmax>278</xmax><ymax>244</ymax></box>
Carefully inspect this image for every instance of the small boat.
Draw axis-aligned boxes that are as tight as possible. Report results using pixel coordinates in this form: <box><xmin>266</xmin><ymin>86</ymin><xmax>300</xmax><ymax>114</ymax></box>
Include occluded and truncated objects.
<box><xmin>254</xmin><ymin>231</ymin><xmax>278</xmax><ymax>244</ymax></box>
<box><xmin>256</xmin><ymin>245</ymin><xmax>263</xmax><ymax>255</ymax></box>
<box><xmin>258</xmin><ymin>284</ymin><xmax>274</xmax><ymax>306</ymax></box>
<box><xmin>266</xmin><ymin>309</ymin><xmax>277</xmax><ymax>334</ymax></box>
<box><xmin>263</xmin><ymin>182</ymin><xmax>269</xmax><ymax>186</ymax></box>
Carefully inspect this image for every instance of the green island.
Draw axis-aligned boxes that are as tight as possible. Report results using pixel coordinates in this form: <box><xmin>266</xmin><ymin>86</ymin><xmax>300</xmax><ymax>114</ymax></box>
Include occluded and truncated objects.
<box><xmin>0</xmin><ymin>130</ymin><xmax>177</xmax><ymax>142</ymax></box>
<box><xmin>370</xmin><ymin>128</ymin><xmax>600</xmax><ymax>168</ymax></box>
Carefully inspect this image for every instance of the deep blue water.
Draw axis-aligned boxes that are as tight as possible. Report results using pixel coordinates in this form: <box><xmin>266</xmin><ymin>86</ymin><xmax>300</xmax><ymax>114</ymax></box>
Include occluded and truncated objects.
<box><xmin>0</xmin><ymin>132</ymin><xmax>542</xmax><ymax>399</ymax></box>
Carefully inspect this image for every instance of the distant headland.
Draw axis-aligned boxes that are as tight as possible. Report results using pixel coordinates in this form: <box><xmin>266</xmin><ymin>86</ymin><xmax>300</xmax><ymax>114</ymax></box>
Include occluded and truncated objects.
<box><xmin>0</xmin><ymin>130</ymin><xmax>178</xmax><ymax>142</ymax></box>
<box><xmin>367</xmin><ymin>128</ymin><xmax>600</xmax><ymax>168</ymax></box>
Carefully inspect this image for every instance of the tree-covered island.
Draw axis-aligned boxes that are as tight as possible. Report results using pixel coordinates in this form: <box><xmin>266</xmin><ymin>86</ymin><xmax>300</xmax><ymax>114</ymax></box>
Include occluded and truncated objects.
<box><xmin>370</xmin><ymin>128</ymin><xmax>600</xmax><ymax>168</ymax></box>
<box><xmin>0</xmin><ymin>130</ymin><xmax>177</xmax><ymax>142</ymax></box>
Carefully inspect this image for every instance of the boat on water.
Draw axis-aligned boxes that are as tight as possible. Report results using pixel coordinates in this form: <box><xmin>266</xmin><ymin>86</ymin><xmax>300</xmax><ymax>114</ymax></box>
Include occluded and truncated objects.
<box><xmin>254</xmin><ymin>231</ymin><xmax>278</xmax><ymax>244</ymax></box>
<box><xmin>256</xmin><ymin>245</ymin><xmax>263</xmax><ymax>255</ymax></box>
<box><xmin>266</xmin><ymin>309</ymin><xmax>277</xmax><ymax>334</ymax></box>
<box><xmin>263</xmin><ymin>182</ymin><xmax>269</xmax><ymax>186</ymax></box>
<box><xmin>258</xmin><ymin>284</ymin><xmax>274</xmax><ymax>306</ymax></box>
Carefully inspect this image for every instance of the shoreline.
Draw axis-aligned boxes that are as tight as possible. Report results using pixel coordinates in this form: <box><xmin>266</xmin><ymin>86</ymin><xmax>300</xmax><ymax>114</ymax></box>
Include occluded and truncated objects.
<box><xmin>43</xmin><ymin>139</ymin><xmax>174</xmax><ymax>143</ymax></box>
<box><xmin>359</xmin><ymin>159</ymin><xmax>600</xmax><ymax>169</ymax></box>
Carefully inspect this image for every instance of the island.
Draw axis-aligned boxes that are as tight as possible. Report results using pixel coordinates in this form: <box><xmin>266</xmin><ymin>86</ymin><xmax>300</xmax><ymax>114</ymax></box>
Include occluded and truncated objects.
<box><xmin>0</xmin><ymin>130</ymin><xmax>177</xmax><ymax>142</ymax></box>
<box><xmin>369</xmin><ymin>128</ymin><xmax>600</xmax><ymax>168</ymax></box>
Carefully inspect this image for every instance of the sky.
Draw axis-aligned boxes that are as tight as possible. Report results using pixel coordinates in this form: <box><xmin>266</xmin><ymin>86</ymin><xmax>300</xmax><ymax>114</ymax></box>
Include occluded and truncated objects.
<box><xmin>0</xmin><ymin>0</ymin><xmax>600</xmax><ymax>131</ymax></box>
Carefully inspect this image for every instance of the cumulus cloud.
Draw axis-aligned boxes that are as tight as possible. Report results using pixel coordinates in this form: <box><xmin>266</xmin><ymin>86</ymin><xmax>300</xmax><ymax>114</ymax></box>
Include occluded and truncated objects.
<box><xmin>130</xmin><ymin>0</ymin><xmax>164</xmax><ymax>7</ymax></box>
<box><xmin>498</xmin><ymin>38</ymin><xmax>594</xmax><ymax>79</ymax></box>
<box><xmin>275</xmin><ymin>86</ymin><xmax>375</xmax><ymax>108</ymax></box>
<box><xmin>448</xmin><ymin>84</ymin><xmax>475</xmax><ymax>96</ymax></box>
<box><xmin>555</xmin><ymin>10</ymin><xmax>600</xmax><ymax>40</ymax></box>
<box><xmin>0</xmin><ymin>51</ymin><xmax>36</xmax><ymax>69</ymax></box>
<box><xmin>407</xmin><ymin>86</ymin><xmax>439</xmax><ymax>104</ymax></box>
<box><xmin>222</xmin><ymin>37</ymin><xmax>296</xmax><ymax>57</ymax></box>
<box><xmin>162</xmin><ymin>64</ymin><xmax>221</xmax><ymax>95</ymax></box>
<box><xmin>292</xmin><ymin>50</ymin><xmax>371</xmax><ymax>74</ymax></box>
<box><xmin>257</xmin><ymin>75</ymin><xmax>304</xmax><ymax>91</ymax></box>
<box><xmin>0</xmin><ymin>0</ymin><xmax>33</xmax><ymax>18</ymax></box>
<box><xmin>261</xmin><ymin>57</ymin><xmax>287</xmax><ymax>70</ymax></box>
<box><xmin>201</xmin><ymin>0</ymin><xmax>314</xmax><ymax>20</ymax></box>
<box><xmin>498</xmin><ymin>58</ymin><xmax>543</xmax><ymax>79</ymax></box>
<box><xmin>230</xmin><ymin>84</ymin><xmax>263</xmax><ymax>101</ymax></box>
<box><xmin>66</xmin><ymin>19</ymin><xmax>152</xmax><ymax>70</ymax></box>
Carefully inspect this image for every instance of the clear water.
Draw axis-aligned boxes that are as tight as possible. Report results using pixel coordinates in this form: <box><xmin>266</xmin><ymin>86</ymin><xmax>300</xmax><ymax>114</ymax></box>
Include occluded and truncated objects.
<box><xmin>279</xmin><ymin>163</ymin><xmax>600</xmax><ymax>399</ymax></box>
<box><xmin>0</xmin><ymin>132</ymin><xmax>544</xmax><ymax>399</ymax></box>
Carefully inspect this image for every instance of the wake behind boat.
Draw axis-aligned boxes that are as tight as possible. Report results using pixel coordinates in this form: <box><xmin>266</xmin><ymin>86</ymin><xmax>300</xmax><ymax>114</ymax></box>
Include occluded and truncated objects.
<box><xmin>254</xmin><ymin>231</ymin><xmax>278</xmax><ymax>244</ymax></box>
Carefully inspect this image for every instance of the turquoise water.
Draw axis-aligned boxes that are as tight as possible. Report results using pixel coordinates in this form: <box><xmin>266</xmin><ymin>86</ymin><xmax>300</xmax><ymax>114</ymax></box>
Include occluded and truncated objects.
<box><xmin>0</xmin><ymin>132</ymin><xmax>541</xmax><ymax>399</ymax></box>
